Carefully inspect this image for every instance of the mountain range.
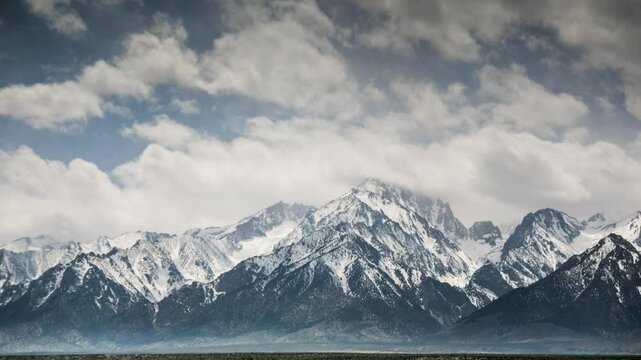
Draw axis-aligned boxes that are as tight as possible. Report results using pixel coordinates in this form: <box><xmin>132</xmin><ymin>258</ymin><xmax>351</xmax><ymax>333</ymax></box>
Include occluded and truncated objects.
<box><xmin>1</xmin><ymin>179</ymin><xmax>640</xmax><ymax>353</ymax></box>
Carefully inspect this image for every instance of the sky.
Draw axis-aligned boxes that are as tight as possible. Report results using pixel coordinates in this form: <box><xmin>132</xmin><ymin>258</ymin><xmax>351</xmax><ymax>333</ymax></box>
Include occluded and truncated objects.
<box><xmin>1</xmin><ymin>0</ymin><xmax>641</xmax><ymax>243</ymax></box>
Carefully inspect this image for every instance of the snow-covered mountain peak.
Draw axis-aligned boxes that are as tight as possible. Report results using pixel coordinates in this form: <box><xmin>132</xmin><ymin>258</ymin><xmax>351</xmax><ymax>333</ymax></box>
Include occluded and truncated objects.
<box><xmin>352</xmin><ymin>177</ymin><xmax>390</xmax><ymax>192</ymax></box>
<box><xmin>468</xmin><ymin>221</ymin><xmax>502</xmax><ymax>245</ymax></box>
<box><xmin>285</xmin><ymin>180</ymin><xmax>458</xmax><ymax>246</ymax></box>
<box><xmin>107</xmin><ymin>231</ymin><xmax>172</xmax><ymax>250</ymax></box>
<box><xmin>530</xmin><ymin>208</ymin><xmax>580</xmax><ymax>231</ymax></box>
<box><xmin>0</xmin><ymin>202</ymin><xmax>313</xmax><ymax>303</ymax></box>
<box><xmin>598</xmin><ymin>211</ymin><xmax>641</xmax><ymax>235</ymax></box>
<box><xmin>590</xmin><ymin>233</ymin><xmax>630</xmax><ymax>254</ymax></box>
<box><xmin>466</xmin><ymin>213</ymin><xmax>640</xmax><ymax>308</ymax></box>
<box><xmin>350</xmin><ymin>178</ymin><xmax>418</xmax><ymax>202</ymax></box>
<box><xmin>466</xmin><ymin>208</ymin><xmax>585</xmax><ymax>296</ymax></box>
<box><xmin>459</xmin><ymin>233</ymin><xmax>641</xmax><ymax>337</ymax></box>
<box><xmin>347</xmin><ymin>179</ymin><xmax>468</xmax><ymax>240</ymax></box>
<box><xmin>568</xmin><ymin>233</ymin><xmax>631</xmax><ymax>271</ymax></box>
<box><xmin>222</xmin><ymin>202</ymin><xmax>314</xmax><ymax>243</ymax></box>
<box><xmin>87</xmin><ymin>202</ymin><xmax>314</xmax><ymax>302</ymax></box>
<box><xmin>577</xmin><ymin>210</ymin><xmax>641</xmax><ymax>251</ymax></box>
<box><xmin>536</xmin><ymin>232</ymin><xmax>639</xmax><ymax>308</ymax></box>
<box><xmin>182</xmin><ymin>226</ymin><xmax>224</xmax><ymax>238</ymax></box>
<box><xmin>584</xmin><ymin>212</ymin><xmax>607</xmax><ymax>226</ymax></box>
<box><xmin>502</xmin><ymin>208</ymin><xmax>582</xmax><ymax>256</ymax></box>
<box><xmin>272</xmin><ymin>180</ymin><xmax>475</xmax><ymax>288</ymax></box>
<box><xmin>0</xmin><ymin>240</ymin><xmax>85</xmax><ymax>290</ymax></box>
<box><xmin>255</xmin><ymin>201</ymin><xmax>313</xmax><ymax>219</ymax></box>
<box><xmin>457</xmin><ymin>221</ymin><xmax>505</xmax><ymax>265</ymax></box>
<box><xmin>0</xmin><ymin>235</ymin><xmax>73</xmax><ymax>253</ymax></box>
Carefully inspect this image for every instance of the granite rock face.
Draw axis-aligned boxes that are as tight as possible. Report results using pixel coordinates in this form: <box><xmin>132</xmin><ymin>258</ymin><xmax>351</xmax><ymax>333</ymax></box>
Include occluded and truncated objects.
<box><xmin>468</xmin><ymin>221</ymin><xmax>502</xmax><ymax>246</ymax></box>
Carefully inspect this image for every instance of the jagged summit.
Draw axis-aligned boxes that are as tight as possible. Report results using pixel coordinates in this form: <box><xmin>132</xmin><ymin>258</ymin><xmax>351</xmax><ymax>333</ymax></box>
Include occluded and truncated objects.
<box><xmin>585</xmin><ymin>212</ymin><xmax>606</xmax><ymax>225</ymax></box>
<box><xmin>466</xmin><ymin>210</ymin><xmax>641</xmax><ymax>308</ymax></box>
<box><xmin>277</xmin><ymin>179</ymin><xmax>475</xmax><ymax>288</ymax></box>
<box><xmin>241</xmin><ymin>201</ymin><xmax>313</xmax><ymax>221</ymax></box>
<box><xmin>501</xmin><ymin>208</ymin><xmax>581</xmax><ymax>275</ymax></box>
<box><xmin>217</xmin><ymin>201</ymin><xmax>314</xmax><ymax>244</ymax></box>
<box><xmin>4</xmin><ymin>181</ymin><xmax>641</xmax><ymax>349</ymax></box>
<box><xmin>465</xmin><ymin>207</ymin><xmax>583</xmax><ymax>307</ymax></box>
<box><xmin>598</xmin><ymin>232</ymin><xmax>628</xmax><ymax>245</ymax></box>
<box><xmin>580</xmin><ymin>210</ymin><xmax>641</xmax><ymax>251</ymax></box>
<box><xmin>99</xmin><ymin>231</ymin><xmax>173</xmax><ymax>250</ymax></box>
<box><xmin>0</xmin><ymin>235</ymin><xmax>72</xmax><ymax>252</ymax></box>
<box><xmin>457</xmin><ymin>233</ymin><xmax>641</xmax><ymax>337</ymax></box>
<box><xmin>501</xmin><ymin>208</ymin><xmax>581</xmax><ymax>256</ymax></box>
<box><xmin>0</xmin><ymin>202</ymin><xmax>313</xmax><ymax>302</ymax></box>
<box><xmin>349</xmin><ymin>178</ymin><xmax>468</xmax><ymax>240</ymax></box>
<box><xmin>154</xmin><ymin>181</ymin><xmax>479</xmax><ymax>338</ymax></box>
<box><xmin>352</xmin><ymin>177</ymin><xmax>393</xmax><ymax>191</ymax></box>
<box><xmin>468</xmin><ymin>221</ymin><xmax>502</xmax><ymax>245</ymax></box>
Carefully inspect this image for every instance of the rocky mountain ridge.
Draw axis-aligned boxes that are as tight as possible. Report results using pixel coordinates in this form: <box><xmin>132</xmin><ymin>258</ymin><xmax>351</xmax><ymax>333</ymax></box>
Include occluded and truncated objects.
<box><xmin>1</xmin><ymin>179</ymin><xmax>641</xmax><ymax>351</ymax></box>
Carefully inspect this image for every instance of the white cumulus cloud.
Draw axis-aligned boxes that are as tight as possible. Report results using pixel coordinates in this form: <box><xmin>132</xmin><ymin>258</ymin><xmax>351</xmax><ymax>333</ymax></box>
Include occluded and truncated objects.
<box><xmin>120</xmin><ymin>114</ymin><xmax>201</xmax><ymax>149</ymax></box>
<box><xmin>0</xmin><ymin>81</ymin><xmax>102</xmax><ymax>130</ymax></box>
<box><xmin>3</xmin><ymin>112</ymin><xmax>641</xmax><ymax>243</ymax></box>
<box><xmin>25</xmin><ymin>0</ymin><xmax>87</xmax><ymax>35</ymax></box>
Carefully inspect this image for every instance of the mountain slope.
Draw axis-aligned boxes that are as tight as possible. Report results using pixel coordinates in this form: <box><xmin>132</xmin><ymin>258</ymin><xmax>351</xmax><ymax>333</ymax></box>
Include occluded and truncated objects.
<box><xmin>277</xmin><ymin>179</ymin><xmax>475</xmax><ymax>287</ymax></box>
<box><xmin>0</xmin><ymin>203</ymin><xmax>313</xmax><ymax>304</ymax></box>
<box><xmin>608</xmin><ymin>212</ymin><xmax>641</xmax><ymax>246</ymax></box>
<box><xmin>499</xmin><ymin>208</ymin><xmax>582</xmax><ymax>286</ymax></box>
<box><xmin>0</xmin><ymin>243</ymin><xmax>83</xmax><ymax>290</ymax></box>
<box><xmin>576</xmin><ymin>211</ymin><xmax>641</xmax><ymax>251</ymax></box>
<box><xmin>155</xmin><ymin>181</ymin><xmax>477</xmax><ymax>340</ymax></box>
<box><xmin>3</xmin><ymin>180</ymin><xmax>641</xmax><ymax>349</ymax></box>
<box><xmin>457</xmin><ymin>221</ymin><xmax>504</xmax><ymax>264</ymax></box>
<box><xmin>158</xmin><ymin>225</ymin><xmax>475</xmax><ymax>340</ymax></box>
<box><xmin>0</xmin><ymin>202</ymin><xmax>313</xmax><ymax>349</ymax></box>
<box><xmin>96</xmin><ymin>202</ymin><xmax>313</xmax><ymax>301</ymax></box>
<box><xmin>468</xmin><ymin>221</ymin><xmax>502</xmax><ymax>246</ymax></box>
<box><xmin>327</xmin><ymin>179</ymin><xmax>469</xmax><ymax>241</ymax></box>
<box><xmin>455</xmin><ymin>234</ymin><xmax>641</xmax><ymax>337</ymax></box>
<box><xmin>0</xmin><ymin>232</ymin><xmax>172</xmax><ymax>293</ymax></box>
<box><xmin>0</xmin><ymin>253</ymin><xmax>154</xmax><ymax>346</ymax></box>
<box><xmin>0</xmin><ymin>235</ymin><xmax>73</xmax><ymax>253</ymax></box>
<box><xmin>465</xmin><ymin>208</ymin><xmax>583</xmax><ymax>306</ymax></box>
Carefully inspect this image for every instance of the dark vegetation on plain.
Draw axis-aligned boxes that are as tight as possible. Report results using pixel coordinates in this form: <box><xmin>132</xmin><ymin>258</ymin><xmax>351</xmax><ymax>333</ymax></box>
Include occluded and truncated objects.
<box><xmin>1</xmin><ymin>354</ymin><xmax>641</xmax><ymax>360</ymax></box>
